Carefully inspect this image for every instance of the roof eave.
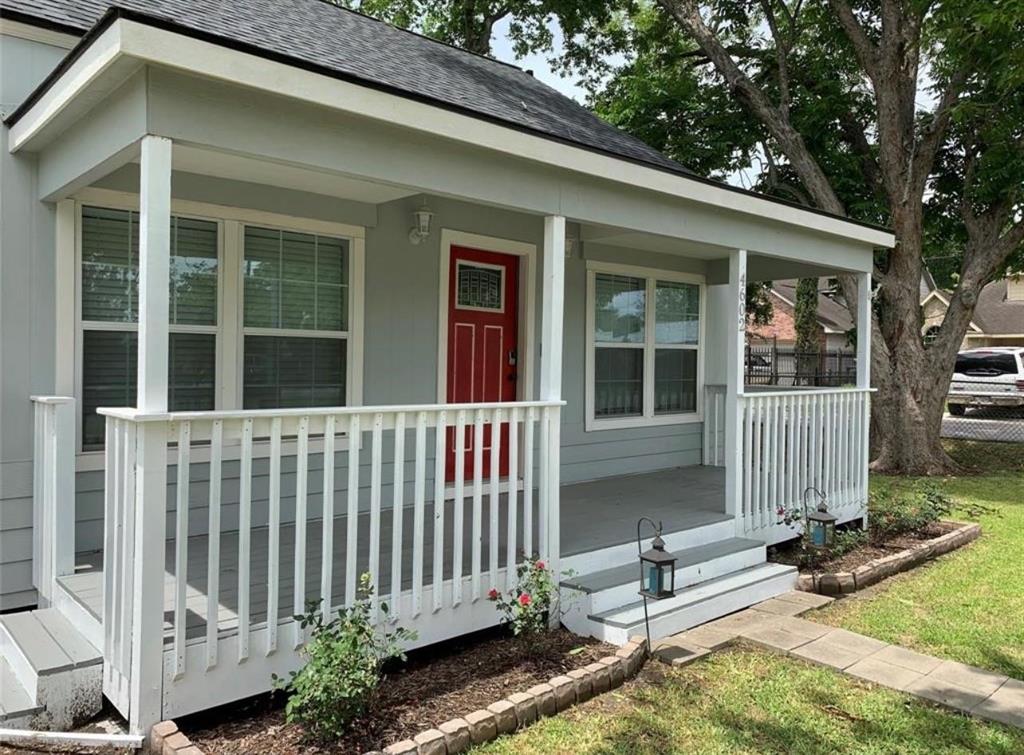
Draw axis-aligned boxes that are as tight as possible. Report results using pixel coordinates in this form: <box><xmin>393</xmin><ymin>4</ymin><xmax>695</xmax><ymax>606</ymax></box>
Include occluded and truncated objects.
<box><xmin>6</xmin><ymin>8</ymin><xmax>895</xmax><ymax>248</ymax></box>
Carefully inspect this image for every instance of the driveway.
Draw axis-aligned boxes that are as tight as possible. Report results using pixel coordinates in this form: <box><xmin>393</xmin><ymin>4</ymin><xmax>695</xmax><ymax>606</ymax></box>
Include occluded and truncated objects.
<box><xmin>942</xmin><ymin>409</ymin><xmax>1024</xmax><ymax>442</ymax></box>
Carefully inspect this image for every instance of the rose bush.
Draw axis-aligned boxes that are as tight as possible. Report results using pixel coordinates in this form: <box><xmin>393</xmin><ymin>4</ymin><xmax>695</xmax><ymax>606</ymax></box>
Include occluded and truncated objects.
<box><xmin>488</xmin><ymin>558</ymin><xmax>555</xmax><ymax>636</ymax></box>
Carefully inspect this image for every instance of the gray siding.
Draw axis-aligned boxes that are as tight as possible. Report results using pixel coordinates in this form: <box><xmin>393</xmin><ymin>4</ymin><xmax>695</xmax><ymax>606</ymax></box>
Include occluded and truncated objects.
<box><xmin>0</xmin><ymin>33</ymin><xmax>70</xmax><ymax>610</ymax></box>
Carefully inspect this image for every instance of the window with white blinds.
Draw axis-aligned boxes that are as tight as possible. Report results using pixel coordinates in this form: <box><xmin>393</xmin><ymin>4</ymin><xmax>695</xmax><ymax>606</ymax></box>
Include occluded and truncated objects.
<box><xmin>80</xmin><ymin>207</ymin><xmax>218</xmax><ymax>449</ymax></box>
<box><xmin>78</xmin><ymin>205</ymin><xmax>360</xmax><ymax>452</ymax></box>
<box><xmin>587</xmin><ymin>264</ymin><xmax>703</xmax><ymax>430</ymax></box>
<box><xmin>242</xmin><ymin>226</ymin><xmax>349</xmax><ymax>409</ymax></box>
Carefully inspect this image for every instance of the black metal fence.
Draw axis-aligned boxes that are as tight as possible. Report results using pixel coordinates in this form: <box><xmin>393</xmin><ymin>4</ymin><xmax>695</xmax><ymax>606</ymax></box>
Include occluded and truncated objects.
<box><xmin>745</xmin><ymin>344</ymin><xmax>857</xmax><ymax>387</ymax></box>
<box><xmin>943</xmin><ymin>377</ymin><xmax>1024</xmax><ymax>443</ymax></box>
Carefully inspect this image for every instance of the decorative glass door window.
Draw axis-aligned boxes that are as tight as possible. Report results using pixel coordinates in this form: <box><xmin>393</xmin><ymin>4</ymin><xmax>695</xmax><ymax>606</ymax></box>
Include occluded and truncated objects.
<box><xmin>587</xmin><ymin>266</ymin><xmax>703</xmax><ymax>429</ymax></box>
<box><xmin>79</xmin><ymin>206</ymin><xmax>218</xmax><ymax>449</ymax></box>
<box><xmin>455</xmin><ymin>260</ymin><xmax>505</xmax><ymax>311</ymax></box>
<box><xmin>242</xmin><ymin>226</ymin><xmax>349</xmax><ymax>409</ymax></box>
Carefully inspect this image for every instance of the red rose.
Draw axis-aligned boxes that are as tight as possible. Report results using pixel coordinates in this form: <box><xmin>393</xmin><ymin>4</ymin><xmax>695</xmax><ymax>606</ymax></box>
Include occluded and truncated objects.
<box><xmin>535</xmin><ymin>560</ymin><xmax>545</xmax><ymax>570</ymax></box>
<box><xmin>519</xmin><ymin>593</ymin><xmax>532</xmax><ymax>607</ymax></box>
<box><xmin>487</xmin><ymin>588</ymin><xmax>500</xmax><ymax>601</ymax></box>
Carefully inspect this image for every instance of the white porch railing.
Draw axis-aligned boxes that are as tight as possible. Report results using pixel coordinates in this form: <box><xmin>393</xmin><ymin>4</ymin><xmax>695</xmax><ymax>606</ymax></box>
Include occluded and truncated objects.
<box><xmin>30</xmin><ymin>396</ymin><xmax>76</xmax><ymax>607</ymax></box>
<box><xmin>98</xmin><ymin>399</ymin><xmax>561</xmax><ymax>721</ymax></box>
<box><xmin>737</xmin><ymin>388</ymin><xmax>871</xmax><ymax>542</ymax></box>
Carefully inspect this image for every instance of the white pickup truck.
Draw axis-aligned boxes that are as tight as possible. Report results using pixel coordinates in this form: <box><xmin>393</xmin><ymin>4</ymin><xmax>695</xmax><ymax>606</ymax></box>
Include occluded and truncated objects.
<box><xmin>947</xmin><ymin>347</ymin><xmax>1024</xmax><ymax>416</ymax></box>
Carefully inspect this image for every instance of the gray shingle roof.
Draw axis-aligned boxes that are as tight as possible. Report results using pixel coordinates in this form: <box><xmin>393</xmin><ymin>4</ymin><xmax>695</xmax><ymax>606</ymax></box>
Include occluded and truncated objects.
<box><xmin>967</xmin><ymin>279</ymin><xmax>1024</xmax><ymax>335</ymax></box>
<box><xmin>773</xmin><ymin>279</ymin><xmax>855</xmax><ymax>333</ymax></box>
<box><xmin>1</xmin><ymin>0</ymin><xmax>687</xmax><ymax>173</ymax></box>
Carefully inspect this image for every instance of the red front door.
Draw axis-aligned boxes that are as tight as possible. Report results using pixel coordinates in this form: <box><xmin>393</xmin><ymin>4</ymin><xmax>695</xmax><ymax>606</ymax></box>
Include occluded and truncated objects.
<box><xmin>446</xmin><ymin>246</ymin><xmax>519</xmax><ymax>481</ymax></box>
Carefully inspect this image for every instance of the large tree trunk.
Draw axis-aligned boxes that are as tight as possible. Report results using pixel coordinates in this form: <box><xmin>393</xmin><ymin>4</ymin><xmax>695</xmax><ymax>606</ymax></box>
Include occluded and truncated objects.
<box><xmin>869</xmin><ymin>208</ymin><xmax>957</xmax><ymax>474</ymax></box>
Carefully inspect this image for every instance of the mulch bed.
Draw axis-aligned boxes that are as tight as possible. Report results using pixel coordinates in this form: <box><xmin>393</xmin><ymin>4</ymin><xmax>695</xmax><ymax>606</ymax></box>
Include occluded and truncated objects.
<box><xmin>769</xmin><ymin>521</ymin><xmax>958</xmax><ymax>575</ymax></box>
<box><xmin>183</xmin><ymin>628</ymin><xmax>613</xmax><ymax>754</ymax></box>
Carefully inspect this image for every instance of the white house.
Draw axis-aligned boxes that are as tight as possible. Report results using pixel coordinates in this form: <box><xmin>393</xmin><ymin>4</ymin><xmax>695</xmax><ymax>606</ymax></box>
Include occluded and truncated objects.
<box><xmin>0</xmin><ymin>0</ymin><xmax>891</xmax><ymax>740</ymax></box>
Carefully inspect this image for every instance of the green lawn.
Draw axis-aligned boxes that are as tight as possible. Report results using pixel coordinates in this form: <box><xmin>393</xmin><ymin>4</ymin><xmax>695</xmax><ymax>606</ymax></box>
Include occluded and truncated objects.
<box><xmin>475</xmin><ymin>648</ymin><xmax>1024</xmax><ymax>754</ymax></box>
<box><xmin>815</xmin><ymin>441</ymin><xmax>1024</xmax><ymax>678</ymax></box>
<box><xmin>476</xmin><ymin>441</ymin><xmax>1024</xmax><ymax>753</ymax></box>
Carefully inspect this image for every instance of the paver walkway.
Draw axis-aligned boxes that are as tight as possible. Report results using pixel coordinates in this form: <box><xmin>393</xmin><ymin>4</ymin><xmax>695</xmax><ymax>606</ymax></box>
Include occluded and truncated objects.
<box><xmin>652</xmin><ymin>591</ymin><xmax>1024</xmax><ymax>730</ymax></box>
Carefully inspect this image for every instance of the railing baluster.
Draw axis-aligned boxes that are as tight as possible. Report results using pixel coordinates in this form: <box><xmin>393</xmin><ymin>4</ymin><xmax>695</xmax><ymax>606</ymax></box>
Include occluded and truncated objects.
<box><xmin>173</xmin><ymin>421</ymin><xmax>191</xmax><ymax>678</ymax></box>
<box><xmin>523</xmin><ymin>408</ymin><xmax>535</xmax><ymax>559</ymax></box>
<box><xmin>266</xmin><ymin>417</ymin><xmax>282</xmax><ymax>656</ymax></box>
<box><xmin>452</xmin><ymin>409</ymin><xmax>466</xmax><ymax>607</ymax></box>
<box><xmin>238</xmin><ymin>418</ymin><xmax>253</xmax><ymax>663</ymax></box>
<box><xmin>742</xmin><ymin>399</ymin><xmax>752</xmax><ymax>531</ymax></box>
<box><xmin>102</xmin><ymin>419</ymin><xmax>117</xmax><ymax>676</ymax></box>
<box><xmin>390</xmin><ymin>412</ymin><xmax>406</xmax><ymax>621</ymax></box>
<box><xmin>206</xmin><ymin>419</ymin><xmax>223</xmax><ymax>669</ymax></box>
<box><xmin>320</xmin><ymin>415</ymin><xmax>336</xmax><ymax>617</ymax></box>
<box><xmin>471</xmin><ymin>409</ymin><xmax>485</xmax><ymax>601</ymax></box>
<box><xmin>345</xmin><ymin>414</ymin><xmax>361</xmax><ymax>607</ymax></box>
<box><xmin>368</xmin><ymin>413</ymin><xmax>384</xmax><ymax>623</ymax></box>
<box><xmin>538</xmin><ymin>409</ymin><xmax>550</xmax><ymax>561</ymax></box>
<box><xmin>293</xmin><ymin>416</ymin><xmax>309</xmax><ymax>648</ymax></box>
<box><xmin>489</xmin><ymin>408</ymin><xmax>502</xmax><ymax>584</ymax></box>
<box><xmin>432</xmin><ymin>411</ymin><xmax>447</xmax><ymax>612</ymax></box>
<box><xmin>506</xmin><ymin>408</ymin><xmax>519</xmax><ymax>591</ymax></box>
<box><xmin>411</xmin><ymin>412</ymin><xmax>427</xmax><ymax>618</ymax></box>
<box><xmin>752</xmin><ymin>399</ymin><xmax>763</xmax><ymax>532</ymax></box>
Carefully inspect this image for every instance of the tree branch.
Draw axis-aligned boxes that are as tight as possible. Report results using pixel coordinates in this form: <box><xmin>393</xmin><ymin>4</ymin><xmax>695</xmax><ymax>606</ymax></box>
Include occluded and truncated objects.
<box><xmin>911</xmin><ymin>66</ymin><xmax>969</xmax><ymax>193</ymax></box>
<box><xmin>825</xmin><ymin>0</ymin><xmax>879</xmax><ymax>80</ymax></box>
<box><xmin>657</xmin><ymin>0</ymin><xmax>846</xmax><ymax>215</ymax></box>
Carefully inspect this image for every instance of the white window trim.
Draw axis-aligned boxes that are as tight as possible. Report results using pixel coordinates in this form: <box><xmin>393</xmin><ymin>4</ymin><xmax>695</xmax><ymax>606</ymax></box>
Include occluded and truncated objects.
<box><xmin>66</xmin><ymin>187</ymin><xmax>365</xmax><ymax>470</ymax></box>
<box><xmin>585</xmin><ymin>260</ymin><xmax>706</xmax><ymax>432</ymax></box>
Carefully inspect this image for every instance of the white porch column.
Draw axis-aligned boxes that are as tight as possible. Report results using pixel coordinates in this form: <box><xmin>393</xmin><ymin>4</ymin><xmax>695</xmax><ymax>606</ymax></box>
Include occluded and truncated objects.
<box><xmin>724</xmin><ymin>250</ymin><xmax>747</xmax><ymax>524</ymax></box>
<box><xmin>129</xmin><ymin>135</ymin><xmax>171</xmax><ymax>736</ymax></box>
<box><xmin>856</xmin><ymin>271</ymin><xmax>872</xmax><ymax>519</ymax></box>
<box><xmin>856</xmin><ymin>272</ymin><xmax>872</xmax><ymax>390</ymax></box>
<box><xmin>541</xmin><ymin>215</ymin><xmax>564</xmax><ymax>624</ymax></box>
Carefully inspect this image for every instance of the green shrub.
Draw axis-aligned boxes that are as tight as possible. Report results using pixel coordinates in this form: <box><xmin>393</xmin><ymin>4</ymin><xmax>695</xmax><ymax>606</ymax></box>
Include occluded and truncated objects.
<box><xmin>488</xmin><ymin>558</ymin><xmax>557</xmax><ymax>636</ymax></box>
<box><xmin>794</xmin><ymin>526</ymin><xmax>867</xmax><ymax>570</ymax></box>
<box><xmin>272</xmin><ymin>574</ymin><xmax>416</xmax><ymax>742</ymax></box>
<box><xmin>869</xmin><ymin>481</ymin><xmax>954</xmax><ymax>544</ymax></box>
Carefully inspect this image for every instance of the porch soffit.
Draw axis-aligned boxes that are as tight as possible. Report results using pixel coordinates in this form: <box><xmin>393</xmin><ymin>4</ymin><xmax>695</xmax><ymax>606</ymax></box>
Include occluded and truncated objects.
<box><xmin>7</xmin><ymin>14</ymin><xmax>895</xmax><ymax>257</ymax></box>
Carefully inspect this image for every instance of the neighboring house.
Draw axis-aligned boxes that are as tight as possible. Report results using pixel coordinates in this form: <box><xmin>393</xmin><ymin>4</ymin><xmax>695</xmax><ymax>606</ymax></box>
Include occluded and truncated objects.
<box><xmin>922</xmin><ymin>277</ymin><xmax>1024</xmax><ymax>348</ymax></box>
<box><xmin>0</xmin><ymin>0</ymin><xmax>889</xmax><ymax>738</ymax></box>
<box><xmin>747</xmin><ymin>278</ymin><xmax>854</xmax><ymax>352</ymax></box>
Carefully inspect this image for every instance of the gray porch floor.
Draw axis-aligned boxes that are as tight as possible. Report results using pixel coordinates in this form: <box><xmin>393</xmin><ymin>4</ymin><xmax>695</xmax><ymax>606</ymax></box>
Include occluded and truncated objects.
<box><xmin>59</xmin><ymin>465</ymin><xmax>725</xmax><ymax>642</ymax></box>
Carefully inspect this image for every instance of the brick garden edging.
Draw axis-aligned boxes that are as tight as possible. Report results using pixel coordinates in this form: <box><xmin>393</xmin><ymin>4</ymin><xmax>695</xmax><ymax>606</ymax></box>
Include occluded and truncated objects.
<box><xmin>796</xmin><ymin>521</ymin><xmax>981</xmax><ymax>595</ymax></box>
<box><xmin>374</xmin><ymin>636</ymin><xmax>649</xmax><ymax>755</ymax></box>
<box><xmin>150</xmin><ymin>719</ymin><xmax>205</xmax><ymax>755</ymax></box>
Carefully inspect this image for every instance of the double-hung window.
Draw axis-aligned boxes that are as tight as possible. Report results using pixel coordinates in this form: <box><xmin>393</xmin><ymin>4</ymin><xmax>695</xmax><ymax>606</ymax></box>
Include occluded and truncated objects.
<box><xmin>586</xmin><ymin>263</ymin><xmax>703</xmax><ymax>430</ymax></box>
<box><xmin>242</xmin><ymin>227</ymin><xmax>350</xmax><ymax>409</ymax></box>
<box><xmin>79</xmin><ymin>206</ymin><xmax>219</xmax><ymax>449</ymax></box>
<box><xmin>77</xmin><ymin>201</ymin><xmax>362</xmax><ymax>455</ymax></box>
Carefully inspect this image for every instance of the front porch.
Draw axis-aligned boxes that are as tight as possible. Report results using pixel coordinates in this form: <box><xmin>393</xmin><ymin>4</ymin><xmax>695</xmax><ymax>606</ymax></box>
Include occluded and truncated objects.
<box><xmin>58</xmin><ymin>465</ymin><xmax>729</xmax><ymax>646</ymax></box>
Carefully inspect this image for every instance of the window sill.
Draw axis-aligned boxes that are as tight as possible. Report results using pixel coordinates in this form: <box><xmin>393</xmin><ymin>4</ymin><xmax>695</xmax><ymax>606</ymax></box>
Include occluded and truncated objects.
<box><xmin>584</xmin><ymin>412</ymin><xmax>703</xmax><ymax>433</ymax></box>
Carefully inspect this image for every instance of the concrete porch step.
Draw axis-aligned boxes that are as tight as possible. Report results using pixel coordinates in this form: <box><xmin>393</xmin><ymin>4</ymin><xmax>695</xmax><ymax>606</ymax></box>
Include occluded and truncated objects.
<box><xmin>561</xmin><ymin>537</ymin><xmax>766</xmax><ymax>614</ymax></box>
<box><xmin>0</xmin><ymin>607</ymin><xmax>103</xmax><ymax>730</ymax></box>
<box><xmin>585</xmin><ymin>563</ymin><xmax>799</xmax><ymax>645</ymax></box>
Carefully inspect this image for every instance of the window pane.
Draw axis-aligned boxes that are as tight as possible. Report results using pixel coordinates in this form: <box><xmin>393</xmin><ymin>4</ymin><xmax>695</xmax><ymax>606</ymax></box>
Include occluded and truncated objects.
<box><xmin>457</xmin><ymin>263</ymin><xmax>503</xmax><ymax>310</ymax></box>
<box><xmin>243</xmin><ymin>227</ymin><xmax>281</xmax><ymax>328</ymax></box>
<box><xmin>594</xmin><ymin>347</ymin><xmax>643</xmax><ymax>418</ymax></box>
<box><xmin>243</xmin><ymin>226</ymin><xmax>348</xmax><ymax>331</ymax></box>
<box><xmin>594</xmin><ymin>274</ymin><xmax>645</xmax><ymax>343</ymax></box>
<box><xmin>82</xmin><ymin>207</ymin><xmax>218</xmax><ymax>325</ymax></box>
<box><xmin>81</xmin><ymin>207</ymin><xmax>137</xmax><ymax>322</ymax></box>
<box><xmin>81</xmin><ymin>331</ymin><xmax>215</xmax><ymax>448</ymax></box>
<box><xmin>655</xmin><ymin>281</ymin><xmax>700</xmax><ymax>344</ymax></box>
<box><xmin>243</xmin><ymin>336</ymin><xmax>346</xmax><ymax>409</ymax></box>
<box><xmin>654</xmin><ymin>349</ymin><xmax>697</xmax><ymax>415</ymax></box>
<box><xmin>171</xmin><ymin>217</ymin><xmax>219</xmax><ymax>326</ymax></box>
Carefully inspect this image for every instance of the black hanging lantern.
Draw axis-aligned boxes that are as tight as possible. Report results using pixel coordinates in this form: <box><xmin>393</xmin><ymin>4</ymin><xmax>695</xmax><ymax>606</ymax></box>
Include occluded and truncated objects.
<box><xmin>803</xmin><ymin>487</ymin><xmax>837</xmax><ymax>550</ymax></box>
<box><xmin>639</xmin><ymin>533</ymin><xmax>676</xmax><ymax>599</ymax></box>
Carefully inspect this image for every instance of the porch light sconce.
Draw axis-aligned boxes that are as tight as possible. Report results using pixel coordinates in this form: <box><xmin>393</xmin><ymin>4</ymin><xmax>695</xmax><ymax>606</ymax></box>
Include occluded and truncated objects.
<box><xmin>637</xmin><ymin>517</ymin><xmax>677</xmax><ymax>650</ymax></box>
<box><xmin>803</xmin><ymin>487</ymin><xmax>837</xmax><ymax>550</ymax></box>
<box><xmin>408</xmin><ymin>203</ymin><xmax>434</xmax><ymax>245</ymax></box>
